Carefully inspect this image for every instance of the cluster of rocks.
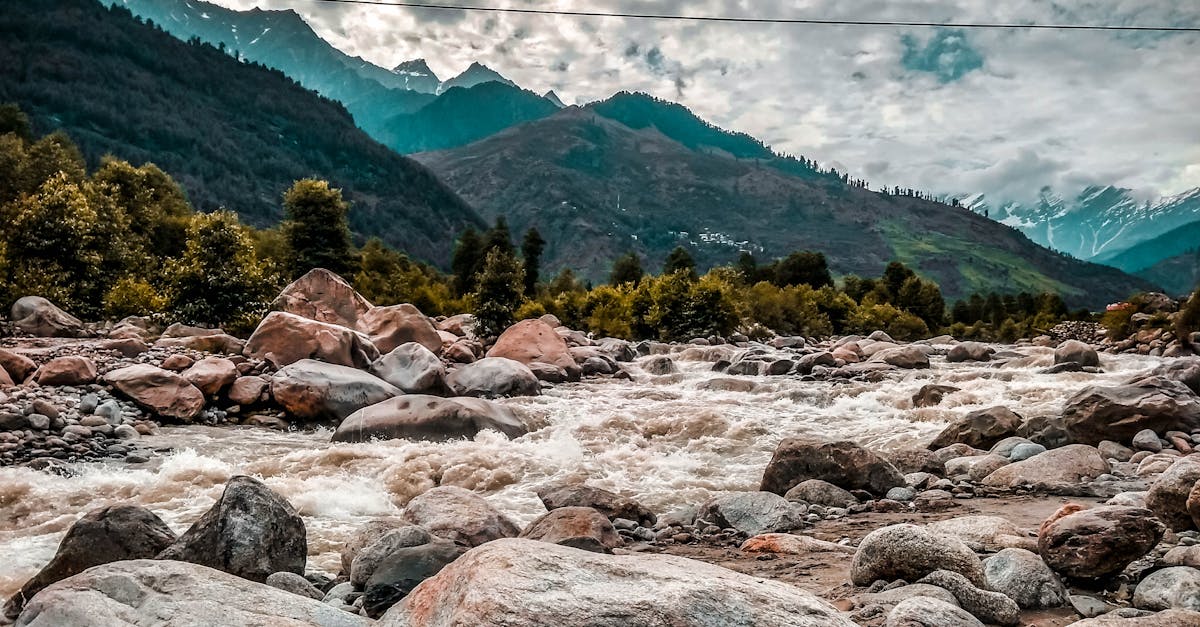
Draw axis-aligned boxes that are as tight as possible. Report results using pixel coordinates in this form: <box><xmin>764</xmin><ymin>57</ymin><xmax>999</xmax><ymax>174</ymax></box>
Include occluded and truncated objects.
<box><xmin>1095</xmin><ymin>292</ymin><xmax>1196</xmax><ymax>357</ymax></box>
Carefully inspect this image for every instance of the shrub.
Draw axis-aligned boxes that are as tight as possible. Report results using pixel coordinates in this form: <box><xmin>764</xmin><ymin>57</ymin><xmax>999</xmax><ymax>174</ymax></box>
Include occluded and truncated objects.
<box><xmin>103</xmin><ymin>277</ymin><xmax>166</xmax><ymax>319</ymax></box>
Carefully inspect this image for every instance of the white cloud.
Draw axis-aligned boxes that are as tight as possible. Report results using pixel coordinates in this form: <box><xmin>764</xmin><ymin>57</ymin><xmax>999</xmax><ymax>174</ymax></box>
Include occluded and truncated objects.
<box><xmin>210</xmin><ymin>0</ymin><xmax>1200</xmax><ymax>200</ymax></box>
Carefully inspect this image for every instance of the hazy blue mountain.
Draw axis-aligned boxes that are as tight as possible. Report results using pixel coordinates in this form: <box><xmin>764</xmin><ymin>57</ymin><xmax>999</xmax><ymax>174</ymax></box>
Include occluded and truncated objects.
<box><xmin>438</xmin><ymin>62</ymin><xmax>516</xmax><ymax>93</ymax></box>
<box><xmin>379</xmin><ymin>82</ymin><xmax>561</xmax><ymax>154</ymax></box>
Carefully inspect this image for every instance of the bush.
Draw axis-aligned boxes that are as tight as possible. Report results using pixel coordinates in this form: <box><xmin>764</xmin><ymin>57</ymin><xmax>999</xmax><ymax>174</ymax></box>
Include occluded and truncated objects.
<box><xmin>103</xmin><ymin>277</ymin><xmax>166</xmax><ymax>319</ymax></box>
<box><xmin>846</xmin><ymin>303</ymin><xmax>929</xmax><ymax>341</ymax></box>
<box><xmin>1177</xmin><ymin>290</ymin><xmax>1200</xmax><ymax>346</ymax></box>
<box><xmin>470</xmin><ymin>249</ymin><xmax>525</xmax><ymax>338</ymax></box>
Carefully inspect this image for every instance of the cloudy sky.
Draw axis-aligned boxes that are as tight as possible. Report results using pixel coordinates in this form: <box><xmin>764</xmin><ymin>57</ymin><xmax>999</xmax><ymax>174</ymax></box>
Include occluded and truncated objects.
<box><xmin>210</xmin><ymin>0</ymin><xmax>1200</xmax><ymax>203</ymax></box>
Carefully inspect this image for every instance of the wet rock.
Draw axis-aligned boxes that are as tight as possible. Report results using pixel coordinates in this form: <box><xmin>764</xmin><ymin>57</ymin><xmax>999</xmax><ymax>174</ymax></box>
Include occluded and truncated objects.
<box><xmin>928</xmin><ymin>406</ymin><xmax>1023</xmax><ymax>450</ymax></box>
<box><xmin>350</xmin><ymin>526</ymin><xmax>435</xmax><ymax>587</ymax></box>
<box><xmin>446</xmin><ymin>357</ymin><xmax>540</xmax><ymax>398</ymax></box>
<box><xmin>642</xmin><ymin>355</ymin><xmax>678</xmax><ymax>375</ymax></box>
<box><xmin>246</xmin><ymin>311</ymin><xmax>379</xmax><ymax>369</ymax></box>
<box><xmin>1055</xmin><ymin>339</ymin><xmax>1100</xmax><ymax>367</ymax></box>
<box><xmin>868</xmin><ymin>345</ymin><xmax>930</xmax><ymax>369</ymax></box>
<box><xmin>14</xmin><ymin>559</ymin><xmax>370</xmax><ymax>627</ymax></box>
<box><xmin>264</xmin><ymin>571</ymin><xmax>323</xmax><ymax>600</ymax></box>
<box><xmin>784</xmin><ymin>478</ymin><xmax>859</xmax><ymax>508</ymax></box>
<box><xmin>981</xmin><ymin>444</ymin><xmax>1109</xmax><ymax>490</ymax></box>
<box><xmin>157</xmin><ymin>475</ymin><xmax>307</xmax><ymax>583</ymax></box>
<box><xmin>1017</xmin><ymin>414</ymin><xmax>1074</xmax><ymax>449</ymax></box>
<box><xmin>536</xmin><ymin>483</ymin><xmax>656</xmax><ymax>527</ymax></box>
<box><xmin>400</xmin><ymin>486</ymin><xmax>519</xmax><ymax>547</ymax></box>
<box><xmin>1061</xmin><ymin>377</ymin><xmax>1200</xmax><ymax>446</ymax></box>
<box><xmin>884</xmin><ymin>596</ymin><xmax>983</xmax><ymax>627</ymax></box>
<box><xmin>912</xmin><ymin>384</ymin><xmax>960</xmax><ymax>408</ymax></box>
<box><xmin>519</xmin><ymin>506</ymin><xmax>623</xmax><ymax>553</ymax></box>
<box><xmin>271</xmin><ymin>359</ymin><xmax>401</xmax><ymax>422</ymax></box>
<box><xmin>740</xmin><ymin>533</ymin><xmax>855</xmax><ymax>555</ymax></box>
<box><xmin>947</xmin><ymin>342</ymin><xmax>994</xmax><ymax>363</ymax></box>
<box><xmin>761</xmin><ymin>438</ymin><xmax>905</xmax><ymax>496</ymax></box>
<box><xmin>0</xmin><ymin>349</ymin><xmax>37</xmax><ymax>383</ymax></box>
<box><xmin>1147</xmin><ymin>358</ymin><xmax>1200</xmax><ymax>396</ymax></box>
<box><xmin>103</xmin><ymin>364</ymin><xmax>205</xmax><ymax>422</ymax></box>
<box><xmin>371</xmin><ymin>343</ymin><xmax>447</xmax><ymax>394</ymax></box>
<box><xmin>181</xmin><ymin>356</ymin><xmax>238</xmax><ymax>397</ymax></box>
<box><xmin>332</xmin><ymin>395</ymin><xmax>526</xmax><ymax>442</ymax></box>
<box><xmin>1132</xmin><ymin>566</ymin><xmax>1200</xmax><ymax>611</ymax></box>
<box><xmin>850</xmin><ymin>523</ymin><xmax>985</xmax><ymax>587</ymax></box>
<box><xmin>1099</xmin><ymin>440</ymin><xmax>1136</xmax><ymax>461</ymax></box>
<box><xmin>339</xmin><ymin>518</ymin><xmax>407</xmax><ymax>574</ymax></box>
<box><xmin>11</xmin><ymin>296</ymin><xmax>85</xmax><ymax>338</ymax></box>
<box><xmin>270</xmin><ymin>268</ymin><xmax>373</xmax><ymax>329</ymax></box>
<box><xmin>227</xmin><ymin>375</ymin><xmax>270</xmax><ymax>406</ymax></box>
<box><xmin>3</xmin><ymin>504</ymin><xmax>176</xmax><ymax>620</ymax></box>
<box><xmin>1009</xmin><ymin>442</ymin><xmax>1047</xmax><ymax>461</ymax></box>
<box><xmin>487</xmin><ymin>319</ymin><xmax>581</xmax><ymax>381</ymax></box>
<box><xmin>363</xmin><ymin>538</ymin><xmax>465</xmax><ymax>619</ymax></box>
<box><xmin>33</xmin><ymin>356</ymin><xmax>97</xmax><ymax>386</ymax></box>
<box><xmin>700</xmin><ymin>491</ymin><xmax>804</xmax><ymax>536</ymax></box>
<box><xmin>917</xmin><ymin>569</ymin><xmax>1020</xmax><ymax>626</ymax></box>
<box><xmin>1146</xmin><ymin>456</ymin><xmax>1200</xmax><ymax>531</ymax></box>
<box><xmin>795</xmin><ymin>351</ymin><xmax>836</xmax><ymax>375</ymax></box>
<box><xmin>983</xmin><ymin>547</ymin><xmax>1068</xmax><ymax>609</ymax></box>
<box><xmin>358</xmin><ymin>303</ymin><xmax>443</xmax><ymax>355</ymax></box>
<box><xmin>378</xmin><ymin>538</ymin><xmax>855</xmax><ymax>627</ymax></box>
<box><xmin>1037</xmin><ymin>505</ymin><xmax>1165</xmax><ymax>580</ymax></box>
<box><xmin>926</xmin><ymin>515</ymin><xmax>1035</xmax><ymax>553</ymax></box>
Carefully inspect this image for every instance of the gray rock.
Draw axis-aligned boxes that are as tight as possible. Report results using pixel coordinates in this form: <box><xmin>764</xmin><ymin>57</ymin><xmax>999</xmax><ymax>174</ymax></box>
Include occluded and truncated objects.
<box><xmin>885</xmin><ymin>596</ymin><xmax>984</xmax><ymax>627</ymax></box>
<box><xmin>264</xmin><ymin>571</ymin><xmax>323</xmax><ymax>600</ymax></box>
<box><xmin>1009</xmin><ymin>442</ymin><xmax>1047</xmax><ymax>461</ymax></box>
<box><xmin>918</xmin><ymin>569</ymin><xmax>1020</xmax><ymax>626</ymax></box>
<box><xmin>350</xmin><ymin>525</ymin><xmax>435</xmax><ymax>587</ymax></box>
<box><xmin>642</xmin><ymin>355</ymin><xmax>678</xmax><ymax>375</ymax></box>
<box><xmin>700</xmin><ymin>492</ymin><xmax>804</xmax><ymax>536</ymax></box>
<box><xmin>95</xmin><ymin>401</ymin><xmax>122</xmax><ymax>425</ymax></box>
<box><xmin>784</xmin><ymin>479</ymin><xmax>858</xmax><ymax>508</ymax></box>
<box><xmin>1146</xmin><ymin>456</ymin><xmax>1200</xmax><ymax>530</ymax></box>
<box><xmin>858</xmin><ymin>583</ymin><xmax>959</xmax><ymax>609</ymax></box>
<box><xmin>446</xmin><ymin>357</ymin><xmax>540</xmax><ymax>398</ymax></box>
<box><xmin>363</xmin><ymin>538</ymin><xmax>464</xmax><ymax>618</ymax></box>
<box><xmin>401</xmin><ymin>486</ymin><xmax>519</xmax><ymax>547</ymax></box>
<box><xmin>983</xmin><ymin>548</ymin><xmax>1068</xmax><ymax>609</ymax></box>
<box><xmin>947</xmin><ymin>342</ymin><xmax>994</xmax><ymax>363</ymax></box>
<box><xmin>851</xmin><ymin>523</ymin><xmax>985</xmax><ymax>587</ymax></box>
<box><xmin>1133</xmin><ymin>429</ymin><xmax>1163</xmax><ymax>452</ymax></box>
<box><xmin>271</xmin><ymin>359</ymin><xmax>401</xmax><ymax>422</ymax></box>
<box><xmin>761</xmin><ymin>438</ymin><xmax>905</xmax><ymax>496</ymax></box>
<box><xmin>11</xmin><ymin>296</ymin><xmax>85</xmax><ymax>338</ymax></box>
<box><xmin>1070</xmin><ymin>594</ymin><xmax>1113</xmax><ymax>618</ymax></box>
<box><xmin>1055</xmin><ymin>339</ymin><xmax>1100</xmax><ymax>367</ymax></box>
<box><xmin>519</xmin><ymin>506</ymin><xmax>623</xmax><ymax>553</ymax></box>
<box><xmin>929</xmin><ymin>406</ymin><xmax>1023</xmax><ymax>450</ymax></box>
<box><xmin>1133</xmin><ymin>566</ymin><xmax>1200</xmax><ymax>611</ymax></box>
<box><xmin>332</xmin><ymin>395</ymin><xmax>526</xmax><ymax>443</ymax></box>
<box><xmin>886</xmin><ymin>487</ymin><xmax>916</xmax><ymax>502</ymax></box>
<box><xmin>77</xmin><ymin>394</ymin><xmax>98</xmax><ymax>414</ymax></box>
<box><xmin>372</xmin><ymin>342</ymin><xmax>448</xmax><ymax>394</ymax></box>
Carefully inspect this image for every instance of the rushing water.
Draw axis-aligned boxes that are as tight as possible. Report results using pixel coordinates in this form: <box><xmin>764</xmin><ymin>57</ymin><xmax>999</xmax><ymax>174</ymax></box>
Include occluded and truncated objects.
<box><xmin>0</xmin><ymin>346</ymin><xmax>1165</xmax><ymax>599</ymax></box>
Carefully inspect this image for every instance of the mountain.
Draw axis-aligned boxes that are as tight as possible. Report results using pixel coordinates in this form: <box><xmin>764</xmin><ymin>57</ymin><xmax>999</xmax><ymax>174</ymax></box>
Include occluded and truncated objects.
<box><xmin>1094</xmin><ymin>220</ymin><xmax>1200</xmax><ymax>273</ymax></box>
<box><xmin>391</xmin><ymin>58</ymin><xmax>440</xmax><ymax>93</ymax></box>
<box><xmin>379</xmin><ymin>82</ymin><xmax>561</xmax><ymax>154</ymax></box>
<box><xmin>958</xmin><ymin>186</ymin><xmax>1200</xmax><ymax>262</ymax></box>
<box><xmin>438</xmin><ymin>62</ymin><xmax>516</xmax><ymax>94</ymax></box>
<box><xmin>417</xmin><ymin>93</ymin><xmax>1155</xmax><ymax>307</ymax></box>
<box><xmin>544</xmin><ymin>90</ymin><xmax>566</xmax><ymax>108</ymax></box>
<box><xmin>2</xmin><ymin>0</ymin><xmax>481</xmax><ymax>265</ymax></box>
<box><xmin>1136</xmin><ymin>251</ymin><xmax>1199</xmax><ymax>297</ymax></box>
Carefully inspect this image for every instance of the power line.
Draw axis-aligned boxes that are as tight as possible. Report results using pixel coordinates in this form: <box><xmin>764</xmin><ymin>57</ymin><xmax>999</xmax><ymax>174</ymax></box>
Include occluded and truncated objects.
<box><xmin>298</xmin><ymin>0</ymin><xmax>1200</xmax><ymax>32</ymax></box>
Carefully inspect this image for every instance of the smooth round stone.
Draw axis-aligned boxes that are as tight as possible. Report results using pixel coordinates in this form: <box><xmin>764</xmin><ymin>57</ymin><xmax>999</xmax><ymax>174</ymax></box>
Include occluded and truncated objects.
<box><xmin>1009</xmin><ymin>443</ymin><xmax>1047</xmax><ymax>462</ymax></box>
<box><xmin>886</xmin><ymin>487</ymin><xmax>917</xmax><ymax>502</ymax></box>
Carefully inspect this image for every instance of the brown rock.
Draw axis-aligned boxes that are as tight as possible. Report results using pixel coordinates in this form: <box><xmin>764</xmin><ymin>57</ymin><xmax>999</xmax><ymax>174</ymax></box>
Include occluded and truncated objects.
<box><xmin>271</xmin><ymin>359</ymin><xmax>400</xmax><ymax>422</ymax></box>
<box><xmin>980</xmin><ymin>444</ymin><xmax>1109</xmax><ymax>489</ymax></box>
<box><xmin>11</xmin><ymin>296</ymin><xmax>86</xmax><ymax>338</ymax></box>
<box><xmin>1061</xmin><ymin>377</ymin><xmax>1200</xmax><ymax>446</ymax></box>
<box><xmin>160</xmin><ymin>354</ymin><xmax>194</xmax><ymax>371</ymax></box>
<box><xmin>155</xmin><ymin>333</ymin><xmax>245</xmax><ymax>355</ymax></box>
<box><xmin>519</xmin><ymin>507</ymin><xmax>622</xmax><ymax>553</ymax></box>
<box><xmin>33</xmin><ymin>356</ymin><xmax>97</xmax><ymax>386</ymax></box>
<box><xmin>760</xmin><ymin>438</ymin><xmax>905</xmax><ymax>496</ymax></box>
<box><xmin>0</xmin><ymin>368</ymin><xmax>11</xmax><ymax>388</ymax></box>
<box><xmin>536</xmin><ymin>483</ymin><xmax>657</xmax><ymax>527</ymax></box>
<box><xmin>487</xmin><ymin>319</ymin><xmax>582</xmax><ymax>380</ymax></box>
<box><xmin>1146</xmin><ymin>456</ymin><xmax>1200</xmax><ymax>531</ymax></box>
<box><xmin>401</xmin><ymin>486</ymin><xmax>519</xmax><ymax>547</ymax></box>
<box><xmin>182</xmin><ymin>357</ymin><xmax>238</xmax><ymax>397</ymax></box>
<box><xmin>103</xmin><ymin>364</ymin><xmax>206</xmax><ymax>422</ymax></box>
<box><xmin>227</xmin><ymin>376</ymin><xmax>270</xmax><ymax>406</ymax></box>
<box><xmin>1037</xmin><ymin>505</ymin><xmax>1165</xmax><ymax>580</ymax></box>
<box><xmin>912</xmin><ymin>384</ymin><xmax>960</xmax><ymax>408</ymax></box>
<box><xmin>0</xmin><ymin>349</ymin><xmax>37</xmax><ymax>383</ymax></box>
<box><xmin>97</xmin><ymin>338</ymin><xmax>149</xmax><ymax>357</ymax></box>
<box><xmin>245</xmin><ymin>310</ymin><xmax>379</xmax><ymax>369</ymax></box>
<box><xmin>928</xmin><ymin>406</ymin><xmax>1023</xmax><ymax>450</ymax></box>
<box><xmin>357</xmin><ymin>304</ymin><xmax>442</xmax><ymax>355</ymax></box>
<box><xmin>271</xmin><ymin>268</ymin><xmax>373</xmax><ymax>328</ymax></box>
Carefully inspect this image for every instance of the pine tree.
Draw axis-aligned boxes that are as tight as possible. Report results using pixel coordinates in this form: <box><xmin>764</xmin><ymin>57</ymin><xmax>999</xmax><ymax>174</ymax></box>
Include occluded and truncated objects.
<box><xmin>774</xmin><ymin>251</ymin><xmax>833</xmax><ymax>288</ymax></box>
<box><xmin>451</xmin><ymin>226</ymin><xmax>484</xmax><ymax>297</ymax></box>
<box><xmin>663</xmin><ymin>246</ymin><xmax>696</xmax><ymax>278</ymax></box>
<box><xmin>471</xmin><ymin>248</ymin><xmax>525</xmax><ymax>338</ymax></box>
<box><xmin>520</xmin><ymin>227</ymin><xmax>545</xmax><ymax>297</ymax></box>
<box><xmin>485</xmin><ymin>216</ymin><xmax>515</xmax><ymax>257</ymax></box>
<box><xmin>281</xmin><ymin>178</ymin><xmax>354</xmax><ymax>277</ymax></box>
<box><xmin>609</xmin><ymin>252</ymin><xmax>645</xmax><ymax>285</ymax></box>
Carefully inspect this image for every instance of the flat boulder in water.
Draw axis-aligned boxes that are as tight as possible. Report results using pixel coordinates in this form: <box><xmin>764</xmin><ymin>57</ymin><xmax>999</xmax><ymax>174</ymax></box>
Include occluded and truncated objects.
<box><xmin>332</xmin><ymin>394</ymin><xmax>526</xmax><ymax>443</ymax></box>
<box><xmin>157</xmin><ymin>475</ymin><xmax>307</xmax><ymax>583</ymax></box>
<box><xmin>537</xmin><ymin>483</ymin><xmax>657</xmax><ymax>527</ymax></box>
<box><xmin>446</xmin><ymin>357</ymin><xmax>540</xmax><ymax>398</ymax></box>
<box><xmin>868</xmin><ymin>345</ymin><xmax>930</xmax><ymax>369</ymax></box>
<box><xmin>1054</xmin><ymin>339</ymin><xmax>1100</xmax><ymax>367</ymax></box>
<box><xmin>14</xmin><ymin>559</ymin><xmax>370</xmax><ymax>627</ymax></box>
<box><xmin>760</xmin><ymin>438</ymin><xmax>905</xmax><ymax>496</ymax></box>
<box><xmin>947</xmin><ymin>342</ymin><xmax>994</xmax><ymax>363</ymax></box>
<box><xmin>378</xmin><ymin>538</ymin><xmax>855</xmax><ymax>627</ymax></box>
<box><xmin>371</xmin><ymin>342</ymin><xmax>447</xmax><ymax>394</ymax></box>
<box><xmin>928</xmin><ymin>406</ymin><xmax>1022</xmax><ymax>450</ymax></box>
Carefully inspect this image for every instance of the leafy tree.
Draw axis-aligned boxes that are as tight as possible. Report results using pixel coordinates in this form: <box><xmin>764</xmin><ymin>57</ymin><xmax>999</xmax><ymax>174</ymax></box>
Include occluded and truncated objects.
<box><xmin>583</xmin><ymin>285</ymin><xmax>632</xmax><ymax>338</ymax></box>
<box><xmin>520</xmin><ymin>227</ymin><xmax>545</xmax><ymax>296</ymax></box>
<box><xmin>882</xmin><ymin>261</ymin><xmax>917</xmax><ymax>300</ymax></box>
<box><xmin>609</xmin><ymin>252</ymin><xmax>645</xmax><ymax>285</ymax></box>
<box><xmin>91</xmin><ymin>158</ymin><xmax>191</xmax><ymax>261</ymax></box>
<box><xmin>774</xmin><ymin>251</ymin><xmax>833</xmax><ymax>288</ymax></box>
<box><xmin>663</xmin><ymin>246</ymin><xmax>696</xmax><ymax>278</ymax></box>
<box><xmin>281</xmin><ymin>178</ymin><xmax>354</xmax><ymax>277</ymax></box>
<box><xmin>471</xmin><ymin>248</ymin><xmax>525</xmax><ymax>338</ymax></box>
<box><xmin>451</xmin><ymin>226</ymin><xmax>484</xmax><ymax>297</ymax></box>
<box><xmin>166</xmin><ymin>210</ymin><xmax>278</xmax><ymax>330</ymax></box>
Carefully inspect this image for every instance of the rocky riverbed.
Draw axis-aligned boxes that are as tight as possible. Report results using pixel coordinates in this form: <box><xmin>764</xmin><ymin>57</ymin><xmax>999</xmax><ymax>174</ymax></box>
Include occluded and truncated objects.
<box><xmin>2</xmin><ymin>273</ymin><xmax>1200</xmax><ymax>625</ymax></box>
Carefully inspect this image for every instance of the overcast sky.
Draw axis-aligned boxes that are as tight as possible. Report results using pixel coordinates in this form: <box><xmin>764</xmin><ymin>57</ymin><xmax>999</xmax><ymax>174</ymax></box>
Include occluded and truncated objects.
<box><xmin>209</xmin><ymin>0</ymin><xmax>1200</xmax><ymax>203</ymax></box>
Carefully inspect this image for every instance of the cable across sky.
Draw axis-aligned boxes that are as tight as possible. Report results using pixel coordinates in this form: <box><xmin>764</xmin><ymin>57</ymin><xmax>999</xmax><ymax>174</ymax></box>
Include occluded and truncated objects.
<box><xmin>299</xmin><ymin>0</ymin><xmax>1200</xmax><ymax>32</ymax></box>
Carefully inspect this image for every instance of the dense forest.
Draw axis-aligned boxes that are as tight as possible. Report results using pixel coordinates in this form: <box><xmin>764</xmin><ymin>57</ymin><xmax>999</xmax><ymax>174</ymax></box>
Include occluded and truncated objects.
<box><xmin>0</xmin><ymin>0</ymin><xmax>482</xmax><ymax>265</ymax></box>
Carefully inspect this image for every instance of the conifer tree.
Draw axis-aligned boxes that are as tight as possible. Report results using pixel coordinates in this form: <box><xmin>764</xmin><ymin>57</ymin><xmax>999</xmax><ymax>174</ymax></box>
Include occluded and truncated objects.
<box><xmin>281</xmin><ymin>178</ymin><xmax>354</xmax><ymax>277</ymax></box>
<box><xmin>609</xmin><ymin>252</ymin><xmax>645</xmax><ymax>285</ymax></box>
<box><xmin>471</xmin><ymin>248</ymin><xmax>525</xmax><ymax>338</ymax></box>
<box><xmin>520</xmin><ymin>227</ymin><xmax>545</xmax><ymax>296</ymax></box>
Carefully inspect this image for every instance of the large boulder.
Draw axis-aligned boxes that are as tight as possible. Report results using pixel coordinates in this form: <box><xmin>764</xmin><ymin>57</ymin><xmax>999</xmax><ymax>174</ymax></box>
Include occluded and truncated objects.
<box><xmin>536</xmin><ymin>483</ymin><xmax>656</xmax><ymax>527</ymax></box>
<box><xmin>11</xmin><ymin>296</ymin><xmax>85</xmax><ymax>338</ymax></box>
<box><xmin>912</xmin><ymin>384</ymin><xmax>960</xmax><ymax>408</ymax></box>
<box><xmin>926</xmin><ymin>516</ymin><xmax>1035</xmax><ymax>553</ymax></box>
<box><xmin>868</xmin><ymin>345</ymin><xmax>930</xmax><ymax>369</ymax></box>
<box><xmin>400</xmin><ymin>486</ymin><xmax>519</xmax><ymax>547</ymax></box>
<box><xmin>982</xmin><ymin>548</ymin><xmax>1068</xmax><ymax>609</ymax></box>
<box><xmin>850</xmin><ymin>524</ymin><xmax>986</xmax><ymax>587</ymax></box>
<box><xmin>332</xmin><ymin>395</ymin><xmax>526</xmax><ymax>443</ymax></box>
<box><xmin>699</xmin><ymin>492</ymin><xmax>804</xmax><ymax>536</ymax></box>
<box><xmin>884</xmin><ymin>596</ymin><xmax>983</xmax><ymax>627</ymax></box>
<box><xmin>519</xmin><ymin>506</ymin><xmax>623</xmax><ymax>553</ymax></box>
<box><xmin>32</xmin><ymin>356</ymin><xmax>97</xmax><ymax>387</ymax></box>
<box><xmin>270</xmin><ymin>268</ymin><xmax>373</xmax><ymax>329</ymax></box>
<box><xmin>271</xmin><ymin>359</ymin><xmax>400</xmax><ymax>422</ymax></box>
<box><xmin>181</xmin><ymin>357</ymin><xmax>238</xmax><ymax>397</ymax></box>
<box><xmin>103</xmin><ymin>364</ymin><xmax>205</xmax><ymax>422</ymax></box>
<box><xmin>760</xmin><ymin>438</ymin><xmax>905</xmax><ymax>496</ymax></box>
<box><xmin>446</xmin><ymin>357</ymin><xmax>540</xmax><ymax>398</ymax></box>
<box><xmin>1146</xmin><ymin>456</ymin><xmax>1200</xmax><ymax>530</ymax></box>
<box><xmin>362</xmin><ymin>539</ymin><xmax>464</xmax><ymax>619</ymax></box>
<box><xmin>14</xmin><ymin>559</ymin><xmax>370</xmax><ymax>627</ymax></box>
<box><xmin>947</xmin><ymin>342</ymin><xmax>994</xmax><ymax>363</ymax></box>
<box><xmin>1133</xmin><ymin>566</ymin><xmax>1200</xmax><ymax>612</ymax></box>
<box><xmin>928</xmin><ymin>407</ymin><xmax>1023</xmax><ymax>450</ymax></box>
<box><xmin>1147</xmin><ymin>358</ymin><xmax>1200</xmax><ymax>396</ymax></box>
<box><xmin>1061</xmin><ymin>377</ymin><xmax>1200</xmax><ymax>446</ymax></box>
<box><xmin>245</xmin><ymin>311</ymin><xmax>379</xmax><ymax>369</ymax></box>
<box><xmin>371</xmin><ymin>342</ymin><xmax>447</xmax><ymax>395</ymax></box>
<box><xmin>1054</xmin><ymin>339</ymin><xmax>1100</xmax><ymax>367</ymax></box>
<box><xmin>487</xmin><ymin>319</ymin><xmax>581</xmax><ymax>380</ymax></box>
<box><xmin>357</xmin><ymin>304</ymin><xmax>442</xmax><ymax>355</ymax></box>
<box><xmin>784</xmin><ymin>479</ymin><xmax>858</xmax><ymax>508</ymax></box>
<box><xmin>3</xmin><ymin>504</ymin><xmax>176</xmax><ymax>620</ymax></box>
<box><xmin>980</xmin><ymin>444</ymin><xmax>1109</xmax><ymax>489</ymax></box>
<box><xmin>157</xmin><ymin>476</ymin><xmax>307</xmax><ymax>583</ymax></box>
<box><xmin>378</xmin><ymin>538</ymin><xmax>855</xmax><ymax>627</ymax></box>
<box><xmin>227</xmin><ymin>376</ymin><xmax>270</xmax><ymax>406</ymax></box>
<box><xmin>1037</xmin><ymin>505</ymin><xmax>1165</xmax><ymax>580</ymax></box>
<box><xmin>0</xmin><ymin>349</ymin><xmax>37</xmax><ymax>383</ymax></box>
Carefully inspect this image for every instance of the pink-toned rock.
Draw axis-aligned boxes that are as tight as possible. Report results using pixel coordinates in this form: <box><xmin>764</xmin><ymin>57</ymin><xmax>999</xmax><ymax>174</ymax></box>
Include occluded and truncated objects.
<box><xmin>436</xmin><ymin>314</ymin><xmax>473</xmax><ymax>337</ymax></box>
<box><xmin>519</xmin><ymin>506</ymin><xmax>622</xmax><ymax>553</ymax></box>
<box><xmin>487</xmin><ymin>319</ymin><xmax>581</xmax><ymax>380</ymax></box>
<box><xmin>245</xmin><ymin>311</ymin><xmax>379</xmax><ymax>369</ymax></box>
<box><xmin>271</xmin><ymin>360</ymin><xmax>400</xmax><ymax>422</ymax></box>
<box><xmin>103</xmin><ymin>364</ymin><xmax>206</xmax><ymax>422</ymax></box>
<box><xmin>271</xmin><ymin>268</ymin><xmax>372</xmax><ymax>328</ymax></box>
<box><xmin>1146</xmin><ymin>456</ymin><xmax>1200</xmax><ymax>530</ymax></box>
<box><xmin>161</xmin><ymin>354</ymin><xmax>194</xmax><ymax>371</ymax></box>
<box><xmin>155</xmin><ymin>334</ymin><xmax>245</xmax><ymax>355</ymax></box>
<box><xmin>182</xmin><ymin>357</ymin><xmax>238</xmax><ymax>397</ymax></box>
<box><xmin>227</xmin><ymin>376</ymin><xmax>270</xmax><ymax>406</ymax></box>
<box><xmin>1037</xmin><ymin>505</ymin><xmax>1165</xmax><ymax>580</ymax></box>
<box><xmin>0</xmin><ymin>349</ymin><xmax>37</xmax><ymax>383</ymax></box>
<box><xmin>0</xmin><ymin>368</ymin><xmax>12</xmax><ymax>388</ymax></box>
<box><xmin>33</xmin><ymin>356</ymin><xmax>97</xmax><ymax>386</ymax></box>
<box><xmin>357</xmin><ymin>304</ymin><xmax>442</xmax><ymax>354</ymax></box>
<box><xmin>443</xmin><ymin>342</ymin><xmax>476</xmax><ymax>364</ymax></box>
<box><xmin>740</xmin><ymin>533</ymin><xmax>855</xmax><ymax>555</ymax></box>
